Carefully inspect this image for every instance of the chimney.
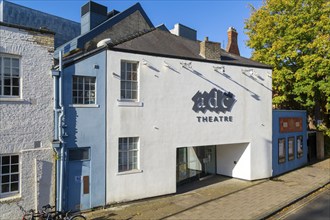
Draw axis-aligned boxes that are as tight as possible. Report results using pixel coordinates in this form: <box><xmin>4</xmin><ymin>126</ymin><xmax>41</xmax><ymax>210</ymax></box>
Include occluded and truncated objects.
<box><xmin>81</xmin><ymin>1</ymin><xmax>108</xmax><ymax>35</ymax></box>
<box><xmin>200</xmin><ymin>37</ymin><xmax>221</xmax><ymax>61</ymax></box>
<box><xmin>226</xmin><ymin>27</ymin><xmax>240</xmax><ymax>56</ymax></box>
<box><xmin>170</xmin><ymin>23</ymin><xmax>197</xmax><ymax>41</ymax></box>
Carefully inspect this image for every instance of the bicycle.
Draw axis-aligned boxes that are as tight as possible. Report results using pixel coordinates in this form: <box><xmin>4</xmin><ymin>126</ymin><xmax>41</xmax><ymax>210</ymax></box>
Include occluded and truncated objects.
<box><xmin>39</xmin><ymin>204</ymin><xmax>86</xmax><ymax>220</ymax></box>
<box><xmin>51</xmin><ymin>209</ymin><xmax>86</xmax><ymax>220</ymax></box>
<box><xmin>18</xmin><ymin>203</ymin><xmax>86</xmax><ymax>220</ymax></box>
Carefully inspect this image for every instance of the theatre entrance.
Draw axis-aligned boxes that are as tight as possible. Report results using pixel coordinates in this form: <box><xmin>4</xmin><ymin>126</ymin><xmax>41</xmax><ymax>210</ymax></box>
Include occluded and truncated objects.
<box><xmin>176</xmin><ymin>145</ymin><xmax>216</xmax><ymax>185</ymax></box>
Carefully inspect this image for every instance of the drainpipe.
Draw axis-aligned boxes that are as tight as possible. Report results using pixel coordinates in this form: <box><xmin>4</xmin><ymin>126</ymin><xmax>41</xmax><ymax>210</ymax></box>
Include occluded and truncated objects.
<box><xmin>58</xmin><ymin>51</ymin><xmax>65</xmax><ymax>212</ymax></box>
<box><xmin>51</xmin><ymin>51</ymin><xmax>65</xmax><ymax>212</ymax></box>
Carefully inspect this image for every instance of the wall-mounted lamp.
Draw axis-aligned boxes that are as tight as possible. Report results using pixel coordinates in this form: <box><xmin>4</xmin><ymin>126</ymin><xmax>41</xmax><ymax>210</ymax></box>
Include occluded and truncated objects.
<box><xmin>180</xmin><ymin>61</ymin><xmax>192</xmax><ymax>69</ymax></box>
<box><xmin>142</xmin><ymin>59</ymin><xmax>149</xmax><ymax>66</ymax></box>
<box><xmin>213</xmin><ymin>65</ymin><xmax>225</xmax><ymax>74</ymax></box>
<box><xmin>163</xmin><ymin>61</ymin><xmax>170</xmax><ymax>68</ymax></box>
<box><xmin>242</xmin><ymin>68</ymin><xmax>258</xmax><ymax>78</ymax></box>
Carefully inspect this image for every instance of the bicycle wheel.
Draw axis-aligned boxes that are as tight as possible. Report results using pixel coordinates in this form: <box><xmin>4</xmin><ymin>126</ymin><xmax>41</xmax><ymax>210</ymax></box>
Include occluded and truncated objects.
<box><xmin>69</xmin><ymin>215</ymin><xmax>86</xmax><ymax>220</ymax></box>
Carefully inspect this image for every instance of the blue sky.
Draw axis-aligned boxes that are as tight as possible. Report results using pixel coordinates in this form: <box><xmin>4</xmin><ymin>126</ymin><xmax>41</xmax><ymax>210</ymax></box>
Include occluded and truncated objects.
<box><xmin>8</xmin><ymin>0</ymin><xmax>263</xmax><ymax>58</ymax></box>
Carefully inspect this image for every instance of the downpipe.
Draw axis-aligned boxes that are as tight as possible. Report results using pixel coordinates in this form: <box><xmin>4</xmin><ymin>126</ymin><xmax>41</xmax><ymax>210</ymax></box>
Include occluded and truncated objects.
<box><xmin>52</xmin><ymin>51</ymin><xmax>65</xmax><ymax>212</ymax></box>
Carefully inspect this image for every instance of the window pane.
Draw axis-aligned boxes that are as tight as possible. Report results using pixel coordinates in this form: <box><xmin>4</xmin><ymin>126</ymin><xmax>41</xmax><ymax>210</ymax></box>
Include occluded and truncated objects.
<box><xmin>4</xmin><ymin>87</ymin><xmax>10</xmax><ymax>95</ymax></box>
<box><xmin>12</xmin><ymin>87</ymin><xmax>19</xmax><ymax>96</ymax></box>
<box><xmin>12</xmin><ymin>78</ymin><xmax>19</xmax><ymax>86</ymax></box>
<box><xmin>11</xmin><ymin>174</ymin><xmax>19</xmax><ymax>182</ymax></box>
<box><xmin>12</xmin><ymin>58</ymin><xmax>19</xmax><ymax>67</ymax></box>
<box><xmin>132</xmin><ymin>71</ymin><xmax>137</xmax><ymax>80</ymax></box>
<box><xmin>1</xmin><ymin>166</ymin><xmax>9</xmax><ymax>174</ymax></box>
<box><xmin>1</xmin><ymin>184</ymin><xmax>10</xmax><ymax>193</ymax></box>
<box><xmin>132</xmin><ymin>91</ymin><xmax>138</xmax><ymax>100</ymax></box>
<box><xmin>4</xmin><ymin>58</ymin><xmax>10</xmax><ymax>67</ymax></box>
<box><xmin>127</xmin><ymin>63</ymin><xmax>132</xmax><ymax>72</ymax></box>
<box><xmin>132</xmin><ymin>82</ymin><xmax>137</xmax><ymax>90</ymax></box>
<box><xmin>11</xmin><ymin>155</ymin><xmax>19</xmax><ymax>164</ymax></box>
<box><xmin>11</xmin><ymin>165</ymin><xmax>19</xmax><ymax>173</ymax></box>
<box><xmin>11</xmin><ymin>183</ymin><xmax>19</xmax><ymax>191</ymax></box>
<box><xmin>2</xmin><ymin>175</ymin><xmax>9</xmax><ymax>183</ymax></box>
<box><xmin>4</xmin><ymin>67</ymin><xmax>10</xmax><ymax>76</ymax></box>
<box><xmin>12</xmin><ymin>68</ymin><xmax>19</xmax><ymax>76</ymax></box>
<box><xmin>4</xmin><ymin>78</ymin><xmax>10</xmax><ymax>86</ymax></box>
<box><xmin>2</xmin><ymin>156</ymin><xmax>10</xmax><ymax>165</ymax></box>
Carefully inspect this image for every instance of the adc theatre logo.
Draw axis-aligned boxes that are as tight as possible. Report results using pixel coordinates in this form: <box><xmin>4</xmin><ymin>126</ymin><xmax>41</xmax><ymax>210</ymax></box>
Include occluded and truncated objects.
<box><xmin>192</xmin><ymin>88</ymin><xmax>236</xmax><ymax>123</ymax></box>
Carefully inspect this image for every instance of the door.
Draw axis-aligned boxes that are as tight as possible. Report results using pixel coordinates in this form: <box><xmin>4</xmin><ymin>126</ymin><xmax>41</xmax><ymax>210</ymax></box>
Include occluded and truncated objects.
<box><xmin>67</xmin><ymin>148</ymin><xmax>91</xmax><ymax>211</ymax></box>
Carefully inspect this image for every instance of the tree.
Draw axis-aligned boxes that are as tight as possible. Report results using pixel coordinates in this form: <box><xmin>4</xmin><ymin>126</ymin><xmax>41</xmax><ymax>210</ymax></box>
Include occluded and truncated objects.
<box><xmin>245</xmin><ymin>0</ymin><xmax>330</xmax><ymax>136</ymax></box>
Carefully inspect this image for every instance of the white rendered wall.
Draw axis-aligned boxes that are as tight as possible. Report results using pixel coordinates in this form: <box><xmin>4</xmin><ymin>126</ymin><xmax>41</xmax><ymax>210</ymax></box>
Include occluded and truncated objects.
<box><xmin>0</xmin><ymin>25</ymin><xmax>54</xmax><ymax>219</ymax></box>
<box><xmin>106</xmin><ymin>50</ymin><xmax>272</xmax><ymax>203</ymax></box>
<box><xmin>216</xmin><ymin>143</ymin><xmax>251</xmax><ymax>179</ymax></box>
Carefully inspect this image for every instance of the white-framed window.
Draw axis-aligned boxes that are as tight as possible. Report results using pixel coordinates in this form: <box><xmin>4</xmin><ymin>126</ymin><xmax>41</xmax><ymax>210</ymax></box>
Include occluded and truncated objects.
<box><xmin>118</xmin><ymin>137</ymin><xmax>139</xmax><ymax>172</ymax></box>
<box><xmin>120</xmin><ymin>61</ymin><xmax>138</xmax><ymax>100</ymax></box>
<box><xmin>0</xmin><ymin>154</ymin><xmax>19</xmax><ymax>197</ymax></box>
<box><xmin>72</xmin><ymin>76</ymin><xmax>96</xmax><ymax>104</ymax></box>
<box><xmin>0</xmin><ymin>54</ymin><xmax>20</xmax><ymax>98</ymax></box>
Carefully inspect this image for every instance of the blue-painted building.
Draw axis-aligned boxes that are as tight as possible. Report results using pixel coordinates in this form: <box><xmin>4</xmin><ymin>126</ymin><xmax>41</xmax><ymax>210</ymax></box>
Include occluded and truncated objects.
<box><xmin>61</xmin><ymin>51</ymin><xmax>107</xmax><ymax>210</ymax></box>
<box><xmin>53</xmin><ymin>1</ymin><xmax>155</xmax><ymax>211</ymax></box>
<box><xmin>272</xmin><ymin>110</ymin><xmax>308</xmax><ymax>176</ymax></box>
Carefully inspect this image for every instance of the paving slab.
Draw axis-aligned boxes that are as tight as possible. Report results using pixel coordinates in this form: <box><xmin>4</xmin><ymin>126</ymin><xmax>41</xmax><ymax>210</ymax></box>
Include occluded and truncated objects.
<box><xmin>85</xmin><ymin>158</ymin><xmax>330</xmax><ymax>220</ymax></box>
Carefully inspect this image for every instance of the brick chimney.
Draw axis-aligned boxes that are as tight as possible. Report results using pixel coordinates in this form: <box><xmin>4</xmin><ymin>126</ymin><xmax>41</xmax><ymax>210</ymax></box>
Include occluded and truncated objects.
<box><xmin>200</xmin><ymin>37</ymin><xmax>221</xmax><ymax>61</ymax></box>
<box><xmin>226</xmin><ymin>27</ymin><xmax>240</xmax><ymax>56</ymax></box>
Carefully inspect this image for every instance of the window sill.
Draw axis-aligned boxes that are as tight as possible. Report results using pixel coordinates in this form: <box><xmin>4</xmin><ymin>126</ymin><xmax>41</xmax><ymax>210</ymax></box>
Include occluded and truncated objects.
<box><xmin>0</xmin><ymin>194</ymin><xmax>21</xmax><ymax>204</ymax></box>
<box><xmin>116</xmin><ymin>169</ymin><xmax>143</xmax><ymax>176</ymax></box>
<box><xmin>117</xmin><ymin>100</ymin><xmax>143</xmax><ymax>107</ymax></box>
<box><xmin>0</xmin><ymin>97</ymin><xmax>26</xmax><ymax>103</ymax></box>
<box><xmin>69</xmin><ymin>104</ymin><xmax>100</xmax><ymax>108</ymax></box>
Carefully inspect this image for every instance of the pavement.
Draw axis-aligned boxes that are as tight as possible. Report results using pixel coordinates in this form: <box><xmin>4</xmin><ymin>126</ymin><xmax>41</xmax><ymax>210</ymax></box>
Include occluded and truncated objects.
<box><xmin>84</xmin><ymin>158</ymin><xmax>330</xmax><ymax>220</ymax></box>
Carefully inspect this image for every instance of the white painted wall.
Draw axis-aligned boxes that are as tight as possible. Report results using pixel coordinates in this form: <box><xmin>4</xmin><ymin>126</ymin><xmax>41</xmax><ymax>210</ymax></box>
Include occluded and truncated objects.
<box><xmin>216</xmin><ymin>143</ymin><xmax>251</xmax><ymax>179</ymax></box>
<box><xmin>0</xmin><ymin>25</ymin><xmax>54</xmax><ymax>219</ymax></box>
<box><xmin>106</xmin><ymin>50</ymin><xmax>272</xmax><ymax>203</ymax></box>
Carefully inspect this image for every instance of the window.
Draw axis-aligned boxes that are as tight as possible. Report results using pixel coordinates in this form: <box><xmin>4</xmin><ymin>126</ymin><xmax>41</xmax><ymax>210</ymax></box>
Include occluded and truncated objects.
<box><xmin>118</xmin><ymin>137</ymin><xmax>139</xmax><ymax>172</ymax></box>
<box><xmin>0</xmin><ymin>55</ymin><xmax>20</xmax><ymax>98</ymax></box>
<box><xmin>68</xmin><ymin>148</ymin><xmax>90</xmax><ymax>161</ymax></box>
<box><xmin>297</xmin><ymin>136</ymin><xmax>303</xmax><ymax>158</ymax></box>
<box><xmin>72</xmin><ymin>76</ymin><xmax>96</xmax><ymax>104</ymax></box>
<box><xmin>0</xmin><ymin>155</ymin><xmax>19</xmax><ymax>197</ymax></box>
<box><xmin>278</xmin><ymin>138</ymin><xmax>286</xmax><ymax>164</ymax></box>
<box><xmin>120</xmin><ymin>61</ymin><xmax>138</xmax><ymax>100</ymax></box>
<box><xmin>288</xmin><ymin>137</ymin><xmax>295</xmax><ymax>161</ymax></box>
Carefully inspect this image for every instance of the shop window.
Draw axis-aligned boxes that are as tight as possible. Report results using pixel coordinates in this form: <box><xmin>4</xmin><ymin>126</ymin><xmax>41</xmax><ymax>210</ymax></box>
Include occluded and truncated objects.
<box><xmin>0</xmin><ymin>154</ymin><xmax>19</xmax><ymax>197</ymax></box>
<box><xmin>118</xmin><ymin>137</ymin><xmax>139</xmax><ymax>172</ymax></box>
<box><xmin>278</xmin><ymin>138</ymin><xmax>286</xmax><ymax>164</ymax></box>
<box><xmin>297</xmin><ymin>136</ymin><xmax>303</xmax><ymax>158</ymax></box>
<box><xmin>120</xmin><ymin>61</ymin><xmax>138</xmax><ymax>101</ymax></box>
<box><xmin>0</xmin><ymin>55</ymin><xmax>20</xmax><ymax>98</ymax></box>
<box><xmin>72</xmin><ymin>76</ymin><xmax>96</xmax><ymax>104</ymax></box>
<box><xmin>288</xmin><ymin>137</ymin><xmax>295</xmax><ymax>161</ymax></box>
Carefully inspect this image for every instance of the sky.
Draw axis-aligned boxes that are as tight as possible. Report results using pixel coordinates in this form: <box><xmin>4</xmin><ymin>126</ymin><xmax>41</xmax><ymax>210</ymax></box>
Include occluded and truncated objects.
<box><xmin>7</xmin><ymin>0</ymin><xmax>264</xmax><ymax>58</ymax></box>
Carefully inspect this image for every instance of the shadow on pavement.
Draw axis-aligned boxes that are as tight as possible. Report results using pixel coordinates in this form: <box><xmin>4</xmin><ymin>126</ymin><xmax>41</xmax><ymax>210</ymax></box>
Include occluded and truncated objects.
<box><xmin>176</xmin><ymin>175</ymin><xmax>231</xmax><ymax>194</ymax></box>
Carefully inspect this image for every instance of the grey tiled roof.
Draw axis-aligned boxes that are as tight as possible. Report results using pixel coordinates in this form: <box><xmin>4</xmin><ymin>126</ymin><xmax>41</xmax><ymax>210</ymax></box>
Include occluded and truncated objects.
<box><xmin>112</xmin><ymin>28</ymin><xmax>271</xmax><ymax>69</ymax></box>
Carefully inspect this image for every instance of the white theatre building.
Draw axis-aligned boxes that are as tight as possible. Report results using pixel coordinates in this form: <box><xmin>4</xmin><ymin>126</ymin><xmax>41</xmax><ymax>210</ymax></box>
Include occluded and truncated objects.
<box><xmin>57</xmin><ymin>1</ymin><xmax>273</xmax><ymax>207</ymax></box>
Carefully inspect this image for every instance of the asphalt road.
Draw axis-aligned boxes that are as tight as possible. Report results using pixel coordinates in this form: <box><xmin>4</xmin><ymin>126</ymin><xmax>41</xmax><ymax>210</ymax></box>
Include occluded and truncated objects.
<box><xmin>270</xmin><ymin>185</ymin><xmax>330</xmax><ymax>220</ymax></box>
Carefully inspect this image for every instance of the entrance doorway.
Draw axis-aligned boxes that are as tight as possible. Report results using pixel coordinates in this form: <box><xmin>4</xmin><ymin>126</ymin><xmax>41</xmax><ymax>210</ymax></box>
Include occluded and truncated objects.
<box><xmin>176</xmin><ymin>145</ymin><xmax>216</xmax><ymax>185</ymax></box>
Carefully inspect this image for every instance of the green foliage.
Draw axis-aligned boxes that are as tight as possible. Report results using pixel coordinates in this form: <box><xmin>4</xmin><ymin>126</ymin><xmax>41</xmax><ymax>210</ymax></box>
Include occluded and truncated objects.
<box><xmin>245</xmin><ymin>0</ymin><xmax>330</xmax><ymax>135</ymax></box>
